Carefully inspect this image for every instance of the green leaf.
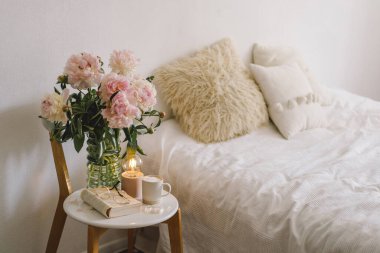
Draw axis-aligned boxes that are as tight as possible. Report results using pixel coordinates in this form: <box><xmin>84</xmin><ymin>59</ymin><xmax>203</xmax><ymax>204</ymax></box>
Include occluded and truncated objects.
<box><xmin>94</xmin><ymin>117</ymin><xmax>104</xmax><ymax>128</ymax></box>
<box><xmin>135</xmin><ymin>125</ymin><xmax>147</xmax><ymax>130</ymax></box>
<box><xmin>155</xmin><ymin>118</ymin><xmax>161</xmax><ymax>128</ymax></box>
<box><xmin>61</xmin><ymin>123</ymin><xmax>72</xmax><ymax>142</ymax></box>
<box><xmin>130</xmin><ymin>127</ymin><xmax>138</xmax><ymax>150</ymax></box>
<box><xmin>114</xmin><ymin>128</ymin><xmax>120</xmax><ymax>141</ymax></box>
<box><xmin>136</xmin><ymin>145</ymin><xmax>146</xmax><ymax>156</ymax></box>
<box><xmin>73</xmin><ymin>133</ymin><xmax>84</xmax><ymax>152</ymax></box>
<box><xmin>94</xmin><ymin>128</ymin><xmax>105</xmax><ymax>141</ymax></box>
<box><xmin>54</xmin><ymin>87</ymin><xmax>61</xmax><ymax>95</ymax></box>
<box><xmin>123</xmin><ymin>128</ymin><xmax>131</xmax><ymax>142</ymax></box>
<box><xmin>77</xmin><ymin>118</ymin><xmax>83</xmax><ymax>136</ymax></box>
<box><xmin>66</xmin><ymin>109</ymin><xmax>72</xmax><ymax>120</ymax></box>
<box><xmin>125</xmin><ymin>125</ymin><xmax>138</xmax><ymax>149</ymax></box>
<box><xmin>105</xmin><ymin>129</ymin><xmax>117</xmax><ymax>148</ymax></box>
<box><xmin>146</xmin><ymin>75</ymin><xmax>154</xmax><ymax>82</ymax></box>
<box><xmin>83</xmin><ymin>125</ymin><xmax>94</xmax><ymax>131</ymax></box>
<box><xmin>97</xmin><ymin>141</ymin><xmax>104</xmax><ymax>160</ymax></box>
<box><xmin>71</xmin><ymin>120</ymin><xmax>76</xmax><ymax>132</ymax></box>
<box><xmin>150</xmin><ymin>110</ymin><xmax>159</xmax><ymax>116</ymax></box>
<box><xmin>90</xmin><ymin>110</ymin><xmax>101</xmax><ymax>120</ymax></box>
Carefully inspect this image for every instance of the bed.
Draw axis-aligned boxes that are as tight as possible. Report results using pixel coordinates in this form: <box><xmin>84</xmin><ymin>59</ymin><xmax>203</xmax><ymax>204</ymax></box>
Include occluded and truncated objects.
<box><xmin>139</xmin><ymin>89</ymin><xmax>380</xmax><ymax>253</ymax></box>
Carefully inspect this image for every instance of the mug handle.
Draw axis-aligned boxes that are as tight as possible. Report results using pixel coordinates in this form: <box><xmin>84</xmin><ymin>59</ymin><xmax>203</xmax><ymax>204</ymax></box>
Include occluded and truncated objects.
<box><xmin>162</xmin><ymin>183</ymin><xmax>171</xmax><ymax>197</ymax></box>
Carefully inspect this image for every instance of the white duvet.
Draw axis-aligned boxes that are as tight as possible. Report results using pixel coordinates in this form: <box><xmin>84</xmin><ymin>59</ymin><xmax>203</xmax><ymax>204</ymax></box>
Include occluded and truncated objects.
<box><xmin>139</xmin><ymin>90</ymin><xmax>380</xmax><ymax>253</ymax></box>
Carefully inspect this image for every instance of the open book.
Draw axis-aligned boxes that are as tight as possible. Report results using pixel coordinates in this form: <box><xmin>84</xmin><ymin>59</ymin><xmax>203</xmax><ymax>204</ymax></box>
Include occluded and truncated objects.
<box><xmin>80</xmin><ymin>188</ymin><xmax>142</xmax><ymax>218</ymax></box>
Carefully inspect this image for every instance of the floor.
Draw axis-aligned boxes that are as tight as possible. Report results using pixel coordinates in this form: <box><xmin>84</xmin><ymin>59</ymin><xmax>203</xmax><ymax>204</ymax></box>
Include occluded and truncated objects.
<box><xmin>117</xmin><ymin>226</ymin><xmax>159</xmax><ymax>253</ymax></box>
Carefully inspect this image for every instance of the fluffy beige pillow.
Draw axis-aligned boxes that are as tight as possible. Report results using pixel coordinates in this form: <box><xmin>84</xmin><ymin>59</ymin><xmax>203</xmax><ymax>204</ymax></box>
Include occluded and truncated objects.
<box><xmin>154</xmin><ymin>38</ymin><xmax>268</xmax><ymax>143</ymax></box>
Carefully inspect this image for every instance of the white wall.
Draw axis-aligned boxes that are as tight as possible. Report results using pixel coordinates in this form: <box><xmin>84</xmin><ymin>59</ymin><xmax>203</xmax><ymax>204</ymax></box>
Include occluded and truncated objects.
<box><xmin>0</xmin><ymin>0</ymin><xmax>379</xmax><ymax>252</ymax></box>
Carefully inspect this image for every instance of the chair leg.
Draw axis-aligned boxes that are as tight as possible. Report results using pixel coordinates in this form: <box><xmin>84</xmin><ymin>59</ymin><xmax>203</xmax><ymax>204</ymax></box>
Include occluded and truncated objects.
<box><xmin>88</xmin><ymin>226</ymin><xmax>107</xmax><ymax>253</ymax></box>
<box><xmin>128</xmin><ymin>229</ymin><xmax>136</xmax><ymax>252</ymax></box>
<box><xmin>166</xmin><ymin>208</ymin><xmax>183</xmax><ymax>253</ymax></box>
<box><xmin>45</xmin><ymin>196</ymin><xmax>67</xmax><ymax>253</ymax></box>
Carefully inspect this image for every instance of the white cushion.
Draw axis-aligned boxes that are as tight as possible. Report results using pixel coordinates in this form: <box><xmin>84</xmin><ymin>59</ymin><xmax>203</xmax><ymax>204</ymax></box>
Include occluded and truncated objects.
<box><xmin>250</xmin><ymin>62</ymin><xmax>326</xmax><ymax>138</ymax></box>
<box><xmin>252</xmin><ymin>43</ymin><xmax>332</xmax><ymax>106</ymax></box>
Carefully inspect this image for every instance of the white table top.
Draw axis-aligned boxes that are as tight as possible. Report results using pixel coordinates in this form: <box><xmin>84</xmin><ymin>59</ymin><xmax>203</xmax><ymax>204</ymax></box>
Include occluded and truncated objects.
<box><xmin>63</xmin><ymin>189</ymin><xmax>179</xmax><ymax>229</ymax></box>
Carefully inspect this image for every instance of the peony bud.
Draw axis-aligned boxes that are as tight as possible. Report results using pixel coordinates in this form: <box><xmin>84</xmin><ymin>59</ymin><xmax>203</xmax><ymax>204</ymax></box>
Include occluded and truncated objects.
<box><xmin>57</xmin><ymin>75</ymin><xmax>68</xmax><ymax>84</ymax></box>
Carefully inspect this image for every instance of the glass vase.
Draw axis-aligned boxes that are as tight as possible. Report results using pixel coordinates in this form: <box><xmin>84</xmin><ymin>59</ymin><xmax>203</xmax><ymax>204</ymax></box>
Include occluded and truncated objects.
<box><xmin>86</xmin><ymin>131</ymin><xmax>121</xmax><ymax>188</ymax></box>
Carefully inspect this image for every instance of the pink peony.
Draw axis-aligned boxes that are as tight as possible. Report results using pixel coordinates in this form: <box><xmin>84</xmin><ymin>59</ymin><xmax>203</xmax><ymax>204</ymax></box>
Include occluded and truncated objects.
<box><xmin>109</xmin><ymin>50</ymin><xmax>139</xmax><ymax>76</ymax></box>
<box><xmin>64</xmin><ymin>53</ymin><xmax>103</xmax><ymax>89</ymax></box>
<box><xmin>131</xmin><ymin>79</ymin><xmax>157</xmax><ymax>111</ymax></box>
<box><xmin>102</xmin><ymin>91</ymin><xmax>141</xmax><ymax>129</ymax></box>
<box><xmin>99</xmin><ymin>73</ymin><xmax>132</xmax><ymax>102</ymax></box>
<box><xmin>41</xmin><ymin>89</ymin><xmax>69</xmax><ymax>123</ymax></box>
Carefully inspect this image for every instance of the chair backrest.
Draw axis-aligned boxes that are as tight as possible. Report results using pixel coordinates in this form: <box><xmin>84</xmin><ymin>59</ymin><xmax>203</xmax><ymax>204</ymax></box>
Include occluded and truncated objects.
<box><xmin>45</xmin><ymin>137</ymin><xmax>73</xmax><ymax>253</ymax></box>
<box><xmin>50</xmin><ymin>137</ymin><xmax>72</xmax><ymax>198</ymax></box>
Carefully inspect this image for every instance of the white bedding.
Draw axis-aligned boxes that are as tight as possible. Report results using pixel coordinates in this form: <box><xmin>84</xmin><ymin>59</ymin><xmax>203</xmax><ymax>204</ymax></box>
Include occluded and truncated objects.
<box><xmin>139</xmin><ymin>89</ymin><xmax>380</xmax><ymax>253</ymax></box>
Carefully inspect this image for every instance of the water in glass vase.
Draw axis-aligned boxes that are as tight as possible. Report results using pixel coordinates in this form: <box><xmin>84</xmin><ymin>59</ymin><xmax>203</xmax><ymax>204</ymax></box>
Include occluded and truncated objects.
<box><xmin>86</xmin><ymin>132</ymin><xmax>121</xmax><ymax>188</ymax></box>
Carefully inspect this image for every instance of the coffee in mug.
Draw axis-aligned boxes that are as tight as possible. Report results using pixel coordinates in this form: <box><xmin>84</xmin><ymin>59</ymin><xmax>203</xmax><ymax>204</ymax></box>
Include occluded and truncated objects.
<box><xmin>142</xmin><ymin>175</ymin><xmax>171</xmax><ymax>205</ymax></box>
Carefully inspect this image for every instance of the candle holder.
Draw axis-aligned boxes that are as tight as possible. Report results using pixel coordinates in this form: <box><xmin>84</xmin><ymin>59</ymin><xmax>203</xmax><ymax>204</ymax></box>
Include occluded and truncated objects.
<box><xmin>121</xmin><ymin>147</ymin><xmax>144</xmax><ymax>200</ymax></box>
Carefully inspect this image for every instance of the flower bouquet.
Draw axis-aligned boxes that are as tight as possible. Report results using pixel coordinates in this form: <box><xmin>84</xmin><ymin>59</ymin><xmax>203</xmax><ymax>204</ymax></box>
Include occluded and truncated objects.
<box><xmin>40</xmin><ymin>50</ymin><xmax>163</xmax><ymax>188</ymax></box>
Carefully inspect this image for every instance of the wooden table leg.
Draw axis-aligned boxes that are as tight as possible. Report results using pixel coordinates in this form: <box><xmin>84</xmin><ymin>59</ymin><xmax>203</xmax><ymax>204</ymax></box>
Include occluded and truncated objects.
<box><xmin>128</xmin><ymin>229</ymin><xmax>136</xmax><ymax>252</ymax></box>
<box><xmin>88</xmin><ymin>226</ymin><xmax>107</xmax><ymax>253</ymax></box>
<box><xmin>165</xmin><ymin>208</ymin><xmax>183</xmax><ymax>253</ymax></box>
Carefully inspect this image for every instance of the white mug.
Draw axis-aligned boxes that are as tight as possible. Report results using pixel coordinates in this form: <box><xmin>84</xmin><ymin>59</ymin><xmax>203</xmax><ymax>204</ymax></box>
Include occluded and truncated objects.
<box><xmin>142</xmin><ymin>175</ymin><xmax>171</xmax><ymax>205</ymax></box>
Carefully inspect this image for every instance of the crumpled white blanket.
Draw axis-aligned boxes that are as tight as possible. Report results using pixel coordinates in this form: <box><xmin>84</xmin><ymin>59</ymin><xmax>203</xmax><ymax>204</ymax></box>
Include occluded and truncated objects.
<box><xmin>139</xmin><ymin>89</ymin><xmax>380</xmax><ymax>253</ymax></box>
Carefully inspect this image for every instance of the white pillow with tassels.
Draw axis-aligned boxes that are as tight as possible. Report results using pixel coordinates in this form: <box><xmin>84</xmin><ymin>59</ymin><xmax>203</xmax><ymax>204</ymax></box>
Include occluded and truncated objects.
<box><xmin>250</xmin><ymin>62</ymin><xmax>326</xmax><ymax>139</ymax></box>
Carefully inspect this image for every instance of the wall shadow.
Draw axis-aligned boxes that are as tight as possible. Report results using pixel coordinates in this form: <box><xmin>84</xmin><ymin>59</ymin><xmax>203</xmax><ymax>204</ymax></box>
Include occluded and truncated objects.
<box><xmin>0</xmin><ymin>102</ymin><xmax>83</xmax><ymax>251</ymax></box>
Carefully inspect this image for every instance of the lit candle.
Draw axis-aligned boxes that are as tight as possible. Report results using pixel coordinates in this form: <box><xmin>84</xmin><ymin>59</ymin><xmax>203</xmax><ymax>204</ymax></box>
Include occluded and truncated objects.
<box><xmin>121</xmin><ymin>171</ymin><xmax>144</xmax><ymax>200</ymax></box>
<box><xmin>121</xmin><ymin>148</ymin><xmax>144</xmax><ymax>200</ymax></box>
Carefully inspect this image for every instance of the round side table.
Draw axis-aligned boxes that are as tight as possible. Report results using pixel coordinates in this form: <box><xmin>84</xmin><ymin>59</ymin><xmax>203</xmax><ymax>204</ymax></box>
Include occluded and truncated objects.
<box><xmin>63</xmin><ymin>189</ymin><xmax>183</xmax><ymax>253</ymax></box>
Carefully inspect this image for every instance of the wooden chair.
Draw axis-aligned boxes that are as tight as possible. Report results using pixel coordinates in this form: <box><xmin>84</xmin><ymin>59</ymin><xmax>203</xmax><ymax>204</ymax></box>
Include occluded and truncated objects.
<box><xmin>45</xmin><ymin>138</ymin><xmax>183</xmax><ymax>253</ymax></box>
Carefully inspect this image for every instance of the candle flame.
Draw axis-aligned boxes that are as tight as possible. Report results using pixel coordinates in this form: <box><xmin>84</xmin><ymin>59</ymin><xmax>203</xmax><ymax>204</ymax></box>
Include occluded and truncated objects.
<box><xmin>128</xmin><ymin>158</ymin><xmax>136</xmax><ymax>171</ymax></box>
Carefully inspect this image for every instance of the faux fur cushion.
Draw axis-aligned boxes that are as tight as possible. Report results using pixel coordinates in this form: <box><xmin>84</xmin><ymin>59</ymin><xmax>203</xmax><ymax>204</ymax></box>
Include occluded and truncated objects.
<box><xmin>153</xmin><ymin>38</ymin><xmax>268</xmax><ymax>143</ymax></box>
